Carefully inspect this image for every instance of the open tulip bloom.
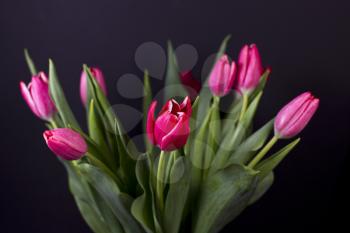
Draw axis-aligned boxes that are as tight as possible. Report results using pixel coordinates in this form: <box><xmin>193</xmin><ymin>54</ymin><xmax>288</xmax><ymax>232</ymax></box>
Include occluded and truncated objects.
<box><xmin>20</xmin><ymin>38</ymin><xmax>319</xmax><ymax>233</ymax></box>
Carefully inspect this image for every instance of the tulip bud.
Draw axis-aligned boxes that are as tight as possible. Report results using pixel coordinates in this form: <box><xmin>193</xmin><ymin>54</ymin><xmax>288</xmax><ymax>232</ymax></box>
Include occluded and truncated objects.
<box><xmin>43</xmin><ymin>128</ymin><xmax>88</xmax><ymax>160</ymax></box>
<box><xmin>180</xmin><ymin>71</ymin><xmax>201</xmax><ymax>100</ymax></box>
<box><xmin>274</xmin><ymin>92</ymin><xmax>319</xmax><ymax>139</ymax></box>
<box><xmin>147</xmin><ymin>96</ymin><xmax>191</xmax><ymax>151</ymax></box>
<box><xmin>235</xmin><ymin>44</ymin><xmax>264</xmax><ymax>93</ymax></box>
<box><xmin>80</xmin><ymin>67</ymin><xmax>107</xmax><ymax>105</ymax></box>
<box><xmin>208</xmin><ymin>55</ymin><xmax>237</xmax><ymax>97</ymax></box>
<box><xmin>20</xmin><ymin>72</ymin><xmax>56</xmax><ymax>121</ymax></box>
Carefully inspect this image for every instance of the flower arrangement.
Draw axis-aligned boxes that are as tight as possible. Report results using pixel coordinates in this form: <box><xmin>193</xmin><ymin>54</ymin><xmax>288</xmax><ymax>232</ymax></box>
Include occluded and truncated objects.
<box><xmin>20</xmin><ymin>37</ymin><xmax>319</xmax><ymax>233</ymax></box>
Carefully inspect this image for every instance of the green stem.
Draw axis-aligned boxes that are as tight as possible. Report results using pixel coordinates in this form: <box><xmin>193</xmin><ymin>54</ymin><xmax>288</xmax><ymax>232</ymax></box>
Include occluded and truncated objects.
<box><xmin>156</xmin><ymin>151</ymin><xmax>167</xmax><ymax>211</ymax></box>
<box><xmin>248</xmin><ymin>136</ymin><xmax>278</xmax><ymax>168</ymax></box>
<box><xmin>49</xmin><ymin>119</ymin><xmax>58</xmax><ymax>128</ymax></box>
<box><xmin>86</xmin><ymin>152</ymin><xmax>123</xmax><ymax>187</ymax></box>
<box><xmin>239</xmin><ymin>93</ymin><xmax>248</xmax><ymax>122</ymax></box>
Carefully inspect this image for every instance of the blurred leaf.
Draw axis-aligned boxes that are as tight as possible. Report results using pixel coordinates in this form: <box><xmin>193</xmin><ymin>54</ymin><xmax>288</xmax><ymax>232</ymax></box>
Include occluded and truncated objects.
<box><xmin>228</xmin><ymin>119</ymin><xmax>274</xmax><ymax>165</ymax></box>
<box><xmin>143</xmin><ymin>70</ymin><xmax>153</xmax><ymax>152</ymax></box>
<box><xmin>241</xmin><ymin>91</ymin><xmax>263</xmax><ymax>128</ymax></box>
<box><xmin>49</xmin><ymin>59</ymin><xmax>80</xmax><ymax>129</ymax></box>
<box><xmin>255</xmin><ymin>138</ymin><xmax>300</xmax><ymax>179</ymax></box>
<box><xmin>164</xmin><ymin>41</ymin><xmax>187</xmax><ymax>102</ymax></box>
<box><xmin>248</xmin><ymin>172</ymin><xmax>274</xmax><ymax>205</ymax></box>
<box><xmin>164</xmin><ymin>157</ymin><xmax>191</xmax><ymax>233</ymax></box>
<box><xmin>78</xmin><ymin>163</ymin><xmax>144</xmax><ymax>233</ymax></box>
<box><xmin>184</xmin><ymin>96</ymin><xmax>199</xmax><ymax>156</ymax></box>
<box><xmin>131</xmin><ymin>155</ymin><xmax>155</xmax><ymax>233</ymax></box>
<box><xmin>193</xmin><ymin>164</ymin><xmax>257</xmax><ymax>233</ymax></box>
<box><xmin>24</xmin><ymin>49</ymin><xmax>37</xmax><ymax>76</ymax></box>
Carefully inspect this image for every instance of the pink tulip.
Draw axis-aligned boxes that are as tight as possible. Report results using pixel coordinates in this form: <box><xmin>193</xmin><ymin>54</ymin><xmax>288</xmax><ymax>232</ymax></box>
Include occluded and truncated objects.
<box><xmin>235</xmin><ymin>44</ymin><xmax>264</xmax><ymax>93</ymax></box>
<box><xmin>43</xmin><ymin>128</ymin><xmax>88</xmax><ymax>160</ymax></box>
<box><xmin>180</xmin><ymin>71</ymin><xmax>201</xmax><ymax>100</ymax></box>
<box><xmin>274</xmin><ymin>92</ymin><xmax>319</xmax><ymax>139</ymax></box>
<box><xmin>20</xmin><ymin>72</ymin><xmax>56</xmax><ymax>121</ymax></box>
<box><xmin>80</xmin><ymin>67</ymin><xmax>107</xmax><ymax>105</ymax></box>
<box><xmin>208</xmin><ymin>55</ymin><xmax>237</xmax><ymax>97</ymax></box>
<box><xmin>147</xmin><ymin>97</ymin><xmax>191</xmax><ymax>151</ymax></box>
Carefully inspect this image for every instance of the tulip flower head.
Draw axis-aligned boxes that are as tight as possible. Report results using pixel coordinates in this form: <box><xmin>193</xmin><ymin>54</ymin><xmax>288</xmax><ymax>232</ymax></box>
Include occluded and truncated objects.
<box><xmin>180</xmin><ymin>71</ymin><xmax>201</xmax><ymax>100</ymax></box>
<box><xmin>235</xmin><ymin>44</ymin><xmax>264</xmax><ymax>93</ymax></box>
<box><xmin>274</xmin><ymin>92</ymin><xmax>319</xmax><ymax>139</ymax></box>
<box><xmin>20</xmin><ymin>72</ymin><xmax>56</xmax><ymax>121</ymax></box>
<box><xmin>208</xmin><ymin>55</ymin><xmax>237</xmax><ymax>97</ymax></box>
<box><xmin>43</xmin><ymin>128</ymin><xmax>88</xmax><ymax>160</ymax></box>
<box><xmin>147</xmin><ymin>96</ymin><xmax>192</xmax><ymax>151</ymax></box>
<box><xmin>80</xmin><ymin>67</ymin><xmax>107</xmax><ymax>105</ymax></box>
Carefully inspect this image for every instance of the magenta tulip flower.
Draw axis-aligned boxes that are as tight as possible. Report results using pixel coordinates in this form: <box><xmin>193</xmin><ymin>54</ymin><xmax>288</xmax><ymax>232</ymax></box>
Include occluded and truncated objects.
<box><xmin>235</xmin><ymin>44</ymin><xmax>264</xmax><ymax>93</ymax></box>
<box><xmin>180</xmin><ymin>71</ymin><xmax>201</xmax><ymax>100</ymax></box>
<box><xmin>80</xmin><ymin>67</ymin><xmax>107</xmax><ymax>105</ymax></box>
<box><xmin>147</xmin><ymin>96</ymin><xmax>191</xmax><ymax>151</ymax></box>
<box><xmin>20</xmin><ymin>72</ymin><xmax>56</xmax><ymax>121</ymax></box>
<box><xmin>208</xmin><ymin>55</ymin><xmax>237</xmax><ymax>97</ymax></box>
<box><xmin>274</xmin><ymin>92</ymin><xmax>319</xmax><ymax>139</ymax></box>
<box><xmin>43</xmin><ymin>128</ymin><xmax>88</xmax><ymax>160</ymax></box>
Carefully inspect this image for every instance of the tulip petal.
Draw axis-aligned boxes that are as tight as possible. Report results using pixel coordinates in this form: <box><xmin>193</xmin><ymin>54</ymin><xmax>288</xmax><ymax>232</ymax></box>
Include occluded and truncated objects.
<box><xmin>146</xmin><ymin>101</ymin><xmax>157</xmax><ymax>145</ymax></box>
<box><xmin>154</xmin><ymin>112</ymin><xmax>179</xmax><ymax>146</ymax></box>
<box><xmin>160</xmin><ymin>113</ymin><xmax>190</xmax><ymax>151</ymax></box>
<box><xmin>180</xmin><ymin>96</ymin><xmax>192</xmax><ymax>117</ymax></box>
<box><xmin>20</xmin><ymin>81</ymin><xmax>40</xmax><ymax>117</ymax></box>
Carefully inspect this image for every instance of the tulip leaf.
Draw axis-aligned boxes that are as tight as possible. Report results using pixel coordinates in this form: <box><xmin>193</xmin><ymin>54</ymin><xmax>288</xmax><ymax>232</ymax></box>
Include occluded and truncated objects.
<box><xmin>78</xmin><ymin>163</ymin><xmax>144</xmax><ymax>233</ymax></box>
<box><xmin>196</xmin><ymin>35</ymin><xmax>231</xmax><ymax>126</ymax></box>
<box><xmin>249</xmin><ymin>69</ymin><xmax>270</xmax><ymax>102</ymax></box>
<box><xmin>255</xmin><ymin>138</ymin><xmax>300</xmax><ymax>179</ymax></box>
<box><xmin>164</xmin><ymin>157</ymin><xmax>191</xmax><ymax>233</ymax></box>
<box><xmin>164</xmin><ymin>41</ymin><xmax>187</xmax><ymax>102</ymax></box>
<box><xmin>24</xmin><ymin>49</ymin><xmax>37</xmax><ymax>76</ymax></box>
<box><xmin>241</xmin><ymin>91</ymin><xmax>263</xmax><ymax>128</ymax></box>
<box><xmin>143</xmin><ymin>70</ymin><xmax>153</xmax><ymax>152</ymax></box>
<box><xmin>228</xmin><ymin>119</ymin><xmax>274</xmax><ymax>165</ymax></box>
<box><xmin>193</xmin><ymin>164</ymin><xmax>258</xmax><ymax>233</ymax></box>
<box><xmin>131</xmin><ymin>155</ymin><xmax>155</xmax><ymax>233</ymax></box>
<box><xmin>184</xmin><ymin>96</ymin><xmax>199</xmax><ymax>156</ymax></box>
<box><xmin>248</xmin><ymin>172</ymin><xmax>274</xmax><ymax>205</ymax></box>
<box><xmin>49</xmin><ymin>59</ymin><xmax>80</xmax><ymax>129</ymax></box>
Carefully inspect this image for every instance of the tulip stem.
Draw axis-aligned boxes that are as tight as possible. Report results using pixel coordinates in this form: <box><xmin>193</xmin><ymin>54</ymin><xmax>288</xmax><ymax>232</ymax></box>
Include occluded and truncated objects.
<box><xmin>49</xmin><ymin>119</ymin><xmax>58</xmax><ymax>129</ymax></box>
<box><xmin>248</xmin><ymin>136</ymin><xmax>278</xmax><ymax>168</ymax></box>
<box><xmin>156</xmin><ymin>151</ymin><xmax>167</xmax><ymax>211</ymax></box>
<box><xmin>239</xmin><ymin>93</ymin><xmax>248</xmax><ymax>122</ymax></box>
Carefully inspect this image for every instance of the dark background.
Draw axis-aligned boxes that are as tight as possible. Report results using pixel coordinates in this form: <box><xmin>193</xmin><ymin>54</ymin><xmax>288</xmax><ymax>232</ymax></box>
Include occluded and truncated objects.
<box><xmin>1</xmin><ymin>0</ymin><xmax>349</xmax><ymax>232</ymax></box>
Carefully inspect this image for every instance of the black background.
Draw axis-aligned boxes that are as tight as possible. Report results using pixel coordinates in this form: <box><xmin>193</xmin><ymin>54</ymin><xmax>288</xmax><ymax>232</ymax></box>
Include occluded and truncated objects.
<box><xmin>1</xmin><ymin>0</ymin><xmax>349</xmax><ymax>232</ymax></box>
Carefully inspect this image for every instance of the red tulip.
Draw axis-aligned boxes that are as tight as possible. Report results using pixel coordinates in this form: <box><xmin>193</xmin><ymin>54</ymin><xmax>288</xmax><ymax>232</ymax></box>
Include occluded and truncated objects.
<box><xmin>147</xmin><ymin>97</ymin><xmax>191</xmax><ymax>151</ymax></box>
<box><xmin>80</xmin><ymin>67</ymin><xmax>107</xmax><ymax>105</ymax></box>
<box><xmin>235</xmin><ymin>44</ymin><xmax>264</xmax><ymax>93</ymax></box>
<box><xmin>274</xmin><ymin>92</ymin><xmax>319</xmax><ymax>138</ymax></box>
<box><xmin>43</xmin><ymin>128</ymin><xmax>88</xmax><ymax>160</ymax></box>
<box><xmin>20</xmin><ymin>72</ymin><xmax>56</xmax><ymax>120</ymax></box>
<box><xmin>208</xmin><ymin>55</ymin><xmax>237</xmax><ymax>96</ymax></box>
<box><xmin>180</xmin><ymin>71</ymin><xmax>201</xmax><ymax>99</ymax></box>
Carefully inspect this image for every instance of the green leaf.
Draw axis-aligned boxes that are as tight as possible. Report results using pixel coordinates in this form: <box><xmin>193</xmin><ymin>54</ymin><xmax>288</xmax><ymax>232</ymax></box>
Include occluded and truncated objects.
<box><xmin>255</xmin><ymin>138</ymin><xmax>300</xmax><ymax>179</ymax></box>
<box><xmin>164</xmin><ymin>157</ymin><xmax>191</xmax><ymax>233</ymax></box>
<box><xmin>241</xmin><ymin>91</ymin><xmax>263</xmax><ymax>128</ymax></box>
<box><xmin>193</xmin><ymin>164</ymin><xmax>258</xmax><ymax>233</ymax></box>
<box><xmin>248</xmin><ymin>172</ymin><xmax>274</xmax><ymax>205</ymax></box>
<box><xmin>228</xmin><ymin>119</ymin><xmax>274</xmax><ymax>165</ymax></box>
<box><xmin>131</xmin><ymin>155</ymin><xmax>155</xmax><ymax>233</ymax></box>
<box><xmin>184</xmin><ymin>96</ymin><xmax>199</xmax><ymax>156</ymax></box>
<box><xmin>249</xmin><ymin>69</ymin><xmax>270</xmax><ymax>102</ymax></box>
<box><xmin>164</xmin><ymin>41</ymin><xmax>187</xmax><ymax>102</ymax></box>
<box><xmin>143</xmin><ymin>70</ymin><xmax>153</xmax><ymax>152</ymax></box>
<box><xmin>49</xmin><ymin>59</ymin><xmax>80</xmax><ymax>129</ymax></box>
<box><xmin>196</xmin><ymin>35</ymin><xmax>231</xmax><ymax>126</ymax></box>
<box><xmin>78</xmin><ymin>163</ymin><xmax>144</xmax><ymax>233</ymax></box>
<box><xmin>24</xmin><ymin>49</ymin><xmax>37</xmax><ymax>75</ymax></box>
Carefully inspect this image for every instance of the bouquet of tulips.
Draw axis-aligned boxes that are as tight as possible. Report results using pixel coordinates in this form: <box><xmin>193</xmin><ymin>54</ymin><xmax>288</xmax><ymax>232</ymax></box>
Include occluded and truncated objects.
<box><xmin>20</xmin><ymin>37</ymin><xmax>319</xmax><ymax>233</ymax></box>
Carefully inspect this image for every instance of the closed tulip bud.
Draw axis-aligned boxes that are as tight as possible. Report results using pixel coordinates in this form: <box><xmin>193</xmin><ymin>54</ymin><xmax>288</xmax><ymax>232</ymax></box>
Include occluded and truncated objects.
<box><xmin>80</xmin><ymin>67</ymin><xmax>107</xmax><ymax>105</ymax></box>
<box><xmin>180</xmin><ymin>71</ymin><xmax>201</xmax><ymax>100</ymax></box>
<box><xmin>235</xmin><ymin>44</ymin><xmax>264</xmax><ymax>93</ymax></box>
<box><xmin>208</xmin><ymin>55</ymin><xmax>237</xmax><ymax>97</ymax></box>
<box><xmin>274</xmin><ymin>92</ymin><xmax>319</xmax><ymax>139</ymax></box>
<box><xmin>147</xmin><ymin>96</ymin><xmax>191</xmax><ymax>151</ymax></box>
<box><xmin>20</xmin><ymin>72</ymin><xmax>56</xmax><ymax>121</ymax></box>
<box><xmin>43</xmin><ymin>128</ymin><xmax>88</xmax><ymax>160</ymax></box>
